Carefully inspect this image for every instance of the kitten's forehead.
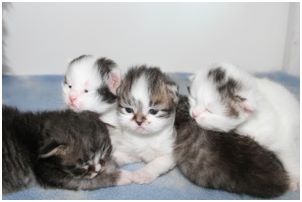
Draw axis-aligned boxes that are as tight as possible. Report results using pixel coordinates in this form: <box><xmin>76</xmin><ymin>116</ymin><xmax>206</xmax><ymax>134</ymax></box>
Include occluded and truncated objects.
<box><xmin>131</xmin><ymin>74</ymin><xmax>149</xmax><ymax>106</ymax></box>
<box><xmin>119</xmin><ymin>66</ymin><xmax>177</xmax><ymax>108</ymax></box>
<box><xmin>66</xmin><ymin>57</ymin><xmax>103</xmax><ymax>87</ymax></box>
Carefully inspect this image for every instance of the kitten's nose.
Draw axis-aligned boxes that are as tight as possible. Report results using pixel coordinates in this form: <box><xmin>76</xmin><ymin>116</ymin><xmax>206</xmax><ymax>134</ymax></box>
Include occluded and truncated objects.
<box><xmin>69</xmin><ymin>95</ymin><xmax>77</xmax><ymax>102</ymax></box>
<box><xmin>88</xmin><ymin>165</ymin><xmax>95</xmax><ymax>172</ymax></box>
<box><xmin>136</xmin><ymin>120</ymin><xmax>143</xmax><ymax>126</ymax></box>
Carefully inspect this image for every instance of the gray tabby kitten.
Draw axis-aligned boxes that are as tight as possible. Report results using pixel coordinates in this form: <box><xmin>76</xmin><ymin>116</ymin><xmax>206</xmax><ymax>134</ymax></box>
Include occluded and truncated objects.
<box><xmin>174</xmin><ymin>96</ymin><xmax>289</xmax><ymax>198</ymax></box>
<box><xmin>2</xmin><ymin>106</ymin><xmax>130</xmax><ymax>194</ymax></box>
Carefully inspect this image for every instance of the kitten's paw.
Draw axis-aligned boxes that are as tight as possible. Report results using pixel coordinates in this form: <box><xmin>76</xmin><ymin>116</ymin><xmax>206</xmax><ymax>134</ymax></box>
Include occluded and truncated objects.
<box><xmin>131</xmin><ymin>170</ymin><xmax>157</xmax><ymax>184</ymax></box>
<box><xmin>116</xmin><ymin>170</ymin><xmax>133</xmax><ymax>186</ymax></box>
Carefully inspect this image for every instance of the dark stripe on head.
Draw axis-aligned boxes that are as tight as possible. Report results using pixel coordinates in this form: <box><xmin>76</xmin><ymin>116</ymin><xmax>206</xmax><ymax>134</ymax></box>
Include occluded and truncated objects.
<box><xmin>208</xmin><ymin>67</ymin><xmax>226</xmax><ymax>83</ymax></box>
<box><xmin>117</xmin><ymin>65</ymin><xmax>178</xmax><ymax>112</ymax></box>
<box><xmin>217</xmin><ymin>78</ymin><xmax>241</xmax><ymax>97</ymax></box>
<box><xmin>117</xmin><ymin>66</ymin><xmax>147</xmax><ymax>105</ymax></box>
<box><xmin>95</xmin><ymin>57</ymin><xmax>117</xmax><ymax>79</ymax></box>
<box><xmin>69</xmin><ymin>55</ymin><xmax>92</xmax><ymax>66</ymax></box>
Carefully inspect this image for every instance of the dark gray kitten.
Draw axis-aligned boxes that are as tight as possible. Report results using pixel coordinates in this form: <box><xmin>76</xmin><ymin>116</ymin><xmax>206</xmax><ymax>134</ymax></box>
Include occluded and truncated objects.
<box><xmin>174</xmin><ymin>96</ymin><xmax>289</xmax><ymax>198</ymax></box>
<box><xmin>3</xmin><ymin>106</ymin><xmax>129</xmax><ymax>194</ymax></box>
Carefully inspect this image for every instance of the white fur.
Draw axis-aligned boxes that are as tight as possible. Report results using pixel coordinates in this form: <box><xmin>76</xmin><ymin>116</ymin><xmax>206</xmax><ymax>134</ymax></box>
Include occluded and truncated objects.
<box><xmin>190</xmin><ymin>63</ymin><xmax>300</xmax><ymax>190</ymax></box>
<box><xmin>62</xmin><ymin>55</ymin><xmax>119</xmax><ymax>126</ymax></box>
<box><xmin>113</xmin><ymin>74</ymin><xmax>176</xmax><ymax>184</ymax></box>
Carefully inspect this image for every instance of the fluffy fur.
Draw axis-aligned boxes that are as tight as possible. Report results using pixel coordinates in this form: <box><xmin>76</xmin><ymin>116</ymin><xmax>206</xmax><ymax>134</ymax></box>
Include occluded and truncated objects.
<box><xmin>189</xmin><ymin>63</ymin><xmax>300</xmax><ymax>190</ymax></box>
<box><xmin>62</xmin><ymin>55</ymin><xmax>121</xmax><ymax>126</ymax></box>
<box><xmin>113</xmin><ymin>66</ymin><xmax>179</xmax><ymax>184</ymax></box>
<box><xmin>174</xmin><ymin>96</ymin><xmax>289</xmax><ymax>198</ymax></box>
<box><xmin>2</xmin><ymin>106</ymin><xmax>130</xmax><ymax>194</ymax></box>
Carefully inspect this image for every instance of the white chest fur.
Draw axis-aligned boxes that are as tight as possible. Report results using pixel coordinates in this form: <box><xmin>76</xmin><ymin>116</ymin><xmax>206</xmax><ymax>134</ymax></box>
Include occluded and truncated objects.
<box><xmin>111</xmin><ymin>126</ymin><xmax>175</xmax><ymax>163</ymax></box>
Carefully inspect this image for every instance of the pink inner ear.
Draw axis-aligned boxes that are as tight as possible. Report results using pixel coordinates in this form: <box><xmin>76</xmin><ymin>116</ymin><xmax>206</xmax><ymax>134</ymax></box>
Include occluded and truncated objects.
<box><xmin>241</xmin><ymin>100</ymin><xmax>254</xmax><ymax>113</ymax></box>
<box><xmin>107</xmin><ymin>71</ymin><xmax>121</xmax><ymax>95</ymax></box>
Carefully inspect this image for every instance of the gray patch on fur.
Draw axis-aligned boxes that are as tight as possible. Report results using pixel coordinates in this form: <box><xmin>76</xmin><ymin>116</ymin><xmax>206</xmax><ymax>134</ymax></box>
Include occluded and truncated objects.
<box><xmin>173</xmin><ymin>95</ymin><xmax>289</xmax><ymax>198</ymax></box>
<box><xmin>117</xmin><ymin>65</ymin><xmax>179</xmax><ymax>119</ymax></box>
<box><xmin>2</xmin><ymin>106</ymin><xmax>121</xmax><ymax>194</ymax></box>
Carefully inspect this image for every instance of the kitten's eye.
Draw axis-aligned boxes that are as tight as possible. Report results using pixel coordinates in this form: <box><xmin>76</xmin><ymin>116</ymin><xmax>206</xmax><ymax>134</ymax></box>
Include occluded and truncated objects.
<box><xmin>68</xmin><ymin>85</ymin><xmax>72</xmax><ymax>89</ymax></box>
<box><xmin>149</xmin><ymin>109</ymin><xmax>159</xmax><ymax>115</ymax></box>
<box><xmin>125</xmin><ymin>107</ymin><xmax>133</xmax><ymax>113</ymax></box>
<box><xmin>99</xmin><ymin>159</ymin><xmax>105</xmax><ymax>166</ymax></box>
<box><xmin>206</xmin><ymin>108</ymin><xmax>212</xmax><ymax>113</ymax></box>
<box><xmin>187</xmin><ymin>86</ymin><xmax>191</xmax><ymax>94</ymax></box>
<box><xmin>77</xmin><ymin>159</ymin><xmax>84</xmax><ymax>164</ymax></box>
<box><xmin>235</xmin><ymin>95</ymin><xmax>246</xmax><ymax>102</ymax></box>
<box><xmin>84</xmin><ymin>89</ymin><xmax>89</xmax><ymax>93</ymax></box>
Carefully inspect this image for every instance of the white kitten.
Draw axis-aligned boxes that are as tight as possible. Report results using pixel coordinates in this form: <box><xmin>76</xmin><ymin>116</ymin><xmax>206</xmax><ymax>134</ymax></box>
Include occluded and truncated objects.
<box><xmin>113</xmin><ymin>66</ymin><xmax>179</xmax><ymax>184</ymax></box>
<box><xmin>62</xmin><ymin>55</ymin><xmax>121</xmax><ymax>126</ymax></box>
<box><xmin>189</xmin><ymin>63</ymin><xmax>300</xmax><ymax>191</ymax></box>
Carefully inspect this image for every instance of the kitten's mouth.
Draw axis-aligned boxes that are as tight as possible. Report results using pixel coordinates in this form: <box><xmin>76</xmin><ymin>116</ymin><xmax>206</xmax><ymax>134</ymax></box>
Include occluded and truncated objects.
<box><xmin>135</xmin><ymin>126</ymin><xmax>146</xmax><ymax>132</ymax></box>
<box><xmin>69</xmin><ymin>103</ymin><xmax>81</xmax><ymax>111</ymax></box>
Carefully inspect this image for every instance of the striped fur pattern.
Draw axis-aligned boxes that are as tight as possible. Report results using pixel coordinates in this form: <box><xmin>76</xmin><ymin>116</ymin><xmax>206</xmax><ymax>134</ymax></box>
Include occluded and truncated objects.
<box><xmin>2</xmin><ymin>106</ymin><xmax>130</xmax><ymax>194</ymax></box>
<box><xmin>112</xmin><ymin>66</ymin><xmax>178</xmax><ymax>184</ymax></box>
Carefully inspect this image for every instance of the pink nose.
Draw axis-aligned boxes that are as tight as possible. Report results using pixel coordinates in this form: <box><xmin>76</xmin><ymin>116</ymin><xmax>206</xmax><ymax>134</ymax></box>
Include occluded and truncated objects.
<box><xmin>69</xmin><ymin>95</ymin><xmax>77</xmax><ymax>103</ymax></box>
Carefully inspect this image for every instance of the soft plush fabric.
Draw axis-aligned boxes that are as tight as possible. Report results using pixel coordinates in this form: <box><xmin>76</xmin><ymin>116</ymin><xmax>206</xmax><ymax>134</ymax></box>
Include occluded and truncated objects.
<box><xmin>2</xmin><ymin>72</ymin><xmax>300</xmax><ymax>200</ymax></box>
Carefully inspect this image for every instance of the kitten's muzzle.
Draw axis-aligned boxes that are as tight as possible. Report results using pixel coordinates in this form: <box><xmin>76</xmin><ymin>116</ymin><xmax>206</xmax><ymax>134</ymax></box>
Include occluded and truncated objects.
<box><xmin>135</xmin><ymin>120</ymin><xmax>143</xmax><ymax>126</ymax></box>
<box><xmin>133</xmin><ymin>113</ymin><xmax>146</xmax><ymax>126</ymax></box>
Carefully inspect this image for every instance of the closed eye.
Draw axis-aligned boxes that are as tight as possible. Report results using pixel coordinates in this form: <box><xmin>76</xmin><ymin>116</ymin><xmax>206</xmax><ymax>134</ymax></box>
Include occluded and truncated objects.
<box><xmin>187</xmin><ymin>86</ymin><xmax>191</xmax><ymax>94</ymax></box>
<box><xmin>205</xmin><ymin>108</ymin><xmax>212</xmax><ymax>113</ymax></box>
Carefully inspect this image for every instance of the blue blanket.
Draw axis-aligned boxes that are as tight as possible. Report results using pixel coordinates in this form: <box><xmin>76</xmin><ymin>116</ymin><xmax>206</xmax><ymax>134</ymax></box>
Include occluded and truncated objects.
<box><xmin>2</xmin><ymin>72</ymin><xmax>300</xmax><ymax>200</ymax></box>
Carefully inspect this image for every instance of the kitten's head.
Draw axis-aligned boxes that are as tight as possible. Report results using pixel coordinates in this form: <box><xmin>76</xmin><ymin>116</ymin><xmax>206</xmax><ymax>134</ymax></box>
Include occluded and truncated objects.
<box><xmin>63</xmin><ymin>55</ymin><xmax>121</xmax><ymax>114</ymax></box>
<box><xmin>116</xmin><ymin>66</ymin><xmax>179</xmax><ymax>135</ymax></box>
<box><xmin>39</xmin><ymin>110</ymin><xmax>112</xmax><ymax>179</ymax></box>
<box><xmin>189</xmin><ymin>63</ymin><xmax>257</xmax><ymax>132</ymax></box>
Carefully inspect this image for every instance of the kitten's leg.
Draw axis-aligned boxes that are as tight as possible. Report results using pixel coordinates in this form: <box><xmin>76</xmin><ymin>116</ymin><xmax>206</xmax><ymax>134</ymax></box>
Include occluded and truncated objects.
<box><xmin>278</xmin><ymin>151</ymin><xmax>300</xmax><ymax>191</ymax></box>
<box><xmin>131</xmin><ymin>153</ymin><xmax>175</xmax><ymax>184</ymax></box>
<box><xmin>65</xmin><ymin>160</ymin><xmax>132</xmax><ymax>190</ymax></box>
<box><xmin>113</xmin><ymin>151</ymin><xmax>141</xmax><ymax>166</ymax></box>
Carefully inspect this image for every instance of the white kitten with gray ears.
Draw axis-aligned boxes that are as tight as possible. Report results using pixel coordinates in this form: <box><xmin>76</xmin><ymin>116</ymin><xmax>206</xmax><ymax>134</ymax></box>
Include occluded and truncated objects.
<box><xmin>189</xmin><ymin>63</ymin><xmax>300</xmax><ymax>191</ymax></box>
<box><xmin>113</xmin><ymin>66</ymin><xmax>179</xmax><ymax>184</ymax></box>
<box><xmin>62</xmin><ymin>55</ymin><xmax>121</xmax><ymax>126</ymax></box>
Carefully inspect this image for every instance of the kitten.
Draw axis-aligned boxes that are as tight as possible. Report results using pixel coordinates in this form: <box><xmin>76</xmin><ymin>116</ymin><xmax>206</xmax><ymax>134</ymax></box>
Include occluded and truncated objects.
<box><xmin>174</xmin><ymin>96</ymin><xmax>289</xmax><ymax>198</ymax></box>
<box><xmin>188</xmin><ymin>63</ymin><xmax>300</xmax><ymax>191</ymax></box>
<box><xmin>62</xmin><ymin>55</ymin><xmax>121</xmax><ymax>126</ymax></box>
<box><xmin>113</xmin><ymin>66</ymin><xmax>179</xmax><ymax>184</ymax></box>
<box><xmin>2</xmin><ymin>106</ymin><xmax>130</xmax><ymax>194</ymax></box>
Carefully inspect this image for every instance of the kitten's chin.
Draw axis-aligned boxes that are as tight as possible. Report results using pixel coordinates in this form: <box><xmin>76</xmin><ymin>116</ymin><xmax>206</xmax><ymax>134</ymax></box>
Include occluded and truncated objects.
<box><xmin>66</xmin><ymin>101</ymin><xmax>84</xmax><ymax>112</ymax></box>
<box><xmin>135</xmin><ymin>126</ymin><xmax>149</xmax><ymax>134</ymax></box>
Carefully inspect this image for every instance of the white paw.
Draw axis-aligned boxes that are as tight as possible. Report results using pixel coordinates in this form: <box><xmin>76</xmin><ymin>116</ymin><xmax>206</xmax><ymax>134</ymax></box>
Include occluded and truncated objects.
<box><xmin>116</xmin><ymin>170</ymin><xmax>133</xmax><ymax>186</ymax></box>
<box><xmin>289</xmin><ymin>178</ymin><xmax>300</xmax><ymax>191</ymax></box>
<box><xmin>131</xmin><ymin>170</ymin><xmax>157</xmax><ymax>184</ymax></box>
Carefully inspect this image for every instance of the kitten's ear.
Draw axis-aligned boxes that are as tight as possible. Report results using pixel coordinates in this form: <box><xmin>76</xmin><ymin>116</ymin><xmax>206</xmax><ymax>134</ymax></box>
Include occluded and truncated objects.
<box><xmin>239</xmin><ymin>99</ymin><xmax>255</xmax><ymax>114</ymax></box>
<box><xmin>167</xmin><ymin>83</ymin><xmax>179</xmax><ymax>104</ymax></box>
<box><xmin>106</xmin><ymin>68</ymin><xmax>122</xmax><ymax>95</ymax></box>
<box><xmin>39</xmin><ymin>141</ymin><xmax>68</xmax><ymax>158</ymax></box>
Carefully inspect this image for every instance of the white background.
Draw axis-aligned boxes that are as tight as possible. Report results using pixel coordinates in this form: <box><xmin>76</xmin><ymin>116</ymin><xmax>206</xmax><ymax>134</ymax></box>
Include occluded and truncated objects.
<box><xmin>3</xmin><ymin>2</ymin><xmax>300</xmax><ymax>75</ymax></box>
